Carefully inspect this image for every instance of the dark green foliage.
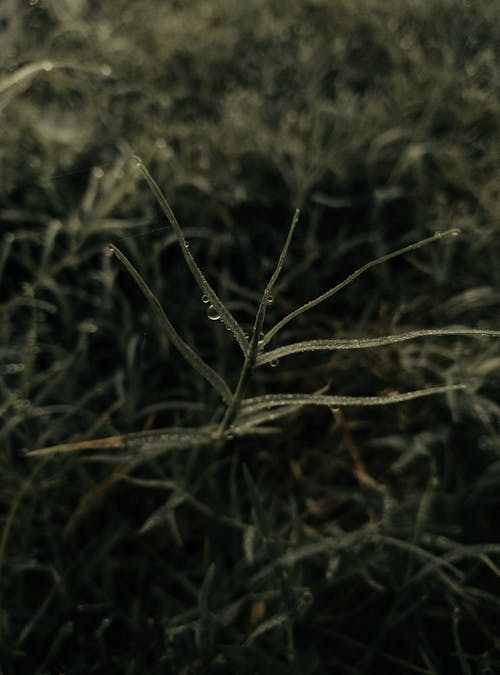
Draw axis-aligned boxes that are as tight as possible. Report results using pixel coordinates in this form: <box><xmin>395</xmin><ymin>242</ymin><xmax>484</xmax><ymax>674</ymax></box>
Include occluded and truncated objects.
<box><xmin>1</xmin><ymin>1</ymin><xmax>500</xmax><ymax>673</ymax></box>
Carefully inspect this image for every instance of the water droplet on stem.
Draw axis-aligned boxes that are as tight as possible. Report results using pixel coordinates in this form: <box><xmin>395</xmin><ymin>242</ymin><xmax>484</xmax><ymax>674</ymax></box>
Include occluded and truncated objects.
<box><xmin>207</xmin><ymin>305</ymin><xmax>220</xmax><ymax>321</ymax></box>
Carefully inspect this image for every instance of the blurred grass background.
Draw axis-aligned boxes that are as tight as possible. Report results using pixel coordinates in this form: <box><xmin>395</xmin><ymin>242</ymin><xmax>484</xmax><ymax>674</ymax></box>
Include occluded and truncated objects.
<box><xmin>1</xmin><ymin>0</ymin><xmax>500</xmax><ymax>673</ymax></box>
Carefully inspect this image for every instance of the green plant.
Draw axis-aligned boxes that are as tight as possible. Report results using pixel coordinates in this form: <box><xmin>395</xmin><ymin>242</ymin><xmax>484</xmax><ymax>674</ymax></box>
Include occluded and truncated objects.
<box><xmin>22</xmin><ymin>155</ymin><xmax>500</xmax><ymax>672</ymax></box>
<box><xmin>28</xmin><ymin>156</ymin><xmax>500</xmax><ymax>463</ymax></box>
<box><xmin>2</xmin><ymin>2</ymin><xmax>500</xmax><ymax>672</ymax></box>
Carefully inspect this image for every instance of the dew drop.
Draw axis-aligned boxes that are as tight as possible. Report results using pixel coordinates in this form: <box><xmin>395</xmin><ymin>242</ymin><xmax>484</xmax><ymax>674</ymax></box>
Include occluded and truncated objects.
<box><xmin>100</xmin><ymin>64</ymin><xmax>112</xmax><ymax>77</ymax></box>
<box><xmin>207</xmin><ymin>305</ymin><xmax>220</xmax><ymax>321</ymax></box>
<box><xmin>244</xmin><ymin>332</ymin><xmax>250</xmax><ymax>340</ymax></box>
<box><xmin>201</xmin><ymin>294</ymin><xmax>210</xmax><ymax>304</ymax></box>
<box><xmin>106</xmin><ymin>244</ymin><xmax>115</xmax><ymax>256</ymax></box>
<box><xmin>92</xmin><ymin>166</ymin><xmax>104</xmax><ymax>179</ymax></box>
<box><xmin>266</xmin><ymin>295</ymin><xmax>274</xmax><ymax>305</ymax></box>
<box><xmin>42</xmin><ymin>60</ymin><xmax>53</xmax><ymax>71</ymax></box>
<box><xmin>270</xmin><ymin>359</ymin><xmax>279</xmax><ymax>368</ymax></box>
<box><xmin>184</xmin><ymin>241</ymin><xmax>189</xmax><ymax>248</ymax></box>
<box><xmin>258</xmin><ymin>332</ymin><xmax>265</xmax><ymax>345</ymax></box>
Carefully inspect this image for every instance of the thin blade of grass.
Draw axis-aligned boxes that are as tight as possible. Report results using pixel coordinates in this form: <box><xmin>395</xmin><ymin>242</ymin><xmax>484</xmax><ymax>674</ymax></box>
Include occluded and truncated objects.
<box><xmin>261</xmin><ymin>228</ymin><xmax>461</xmax><ymax>348</ymax></box>
<box><xmin>131</xmin><ymin>155</ymin><xmax>248</xmax><ymax>355</ymax></box>
<box><xmin>244</xmin><ymin>614</ymin><xmax>288</xmax><ymax>645</ymax></box>
<box><xmin>264</xmin><ymin>209</ymin><xmax>300</xmax><ymax>301</ymax></box>
<box><xmin>215</xmin><ymin>210</ymin><xmax>300</xmax><ymax>435</ymax></box>
<box><xmin>196</xmin><ymin>562</ymin><xmax>216</xmax><ymax>653</ymax></box>
<box><xmin>26</xmin><ymin>426</ymin><xmax>213</xmax><ymax>457</ymax></box>
<box><xmin>110</xmin><ymin>243</ymin><xmax>232</xmax><ymax>404</ymax></box>
<box><xmin>256</xmin><ymin>328</ymin><xmax>500</xmax><ymax>366</ymax></box>
<box><xmin>0</xmin><ymin>60</ymin><xmax>55</xmax><ymax>94</ymax></box>
<box><xmin>229</xmin><ymin>405</ymin><xmax>304</xmax><ymax>435</ymax></box>
<box><xmin>243</xmin><ymin>464</ymin><xmax>297</xmax><ymax>634</ymax></box>
<box><xmin>243</xmin><ymin>464</ymin><xmax>272</xmax><ymax>538</ymax></box>
<box><xmin>452</xmin><ymin>608</ymin><xmax>474</xmax><ymax>675</ymax></box>
<box><xmin>0</xmin><ymin>461</ymin><xmax>46</xmax><ymax>586</ymax></box>
<box><xmin>250</xmin><ymin>209</ymin><xmax>300</xmax><ymax>353</ymax></box>
<box><xmin>240</xmin><ymin>385</ymin><xmax>466</xmax><ymax>414</ymax></box>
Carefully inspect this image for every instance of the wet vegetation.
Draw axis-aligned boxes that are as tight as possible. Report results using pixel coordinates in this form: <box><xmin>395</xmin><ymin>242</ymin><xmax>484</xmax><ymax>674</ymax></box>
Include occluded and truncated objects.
<box><xmin>1</xmin><ymin>1</ymin><xmax>500</xmax><ymax>673</ymax></box>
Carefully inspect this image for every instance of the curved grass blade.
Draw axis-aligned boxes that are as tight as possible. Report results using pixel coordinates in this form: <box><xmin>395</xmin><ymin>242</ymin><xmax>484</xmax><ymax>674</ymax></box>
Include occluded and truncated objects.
<box><xmin>244</xmin><ymin>614</ymin><xmax>288</xmax><ymax>646</ymax></box>
<box><xmin>110</xmin><ymin>243</ymin><xmax>232</xmax><ymax>404</ymax></box>
<box><xmin>261</xmin><ymin>228</ymin><xmax>461</xmax><ymax>348</ymax></box>
<box><xmin>0</xmin><ymin>60</ymin><xmax>55</xmax><ymax>95</ymax></box>
<box><xmin>131</xmin><ymin>155</ymin><xmax>248</xmax><ymax>355</ymax></box>
<box><xmin>240</xmin><ymin>385</ymin><xmax>466</xmax><ymax>414</ymax></box>
<box><xmin>256</xmin><ymin>328</ymin><xmax>500</xmax><ymax>366</ymax></box>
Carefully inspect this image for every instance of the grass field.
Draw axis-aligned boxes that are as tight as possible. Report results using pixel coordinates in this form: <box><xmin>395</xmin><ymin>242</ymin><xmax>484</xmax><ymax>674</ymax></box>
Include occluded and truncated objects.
<box><xmin>1</xmin><ymin>1</ymin><xmax>500</xmax><ymax>673</ymax></box>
